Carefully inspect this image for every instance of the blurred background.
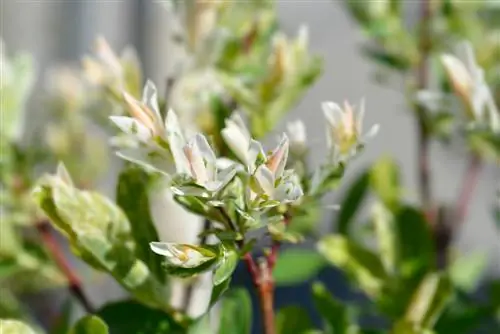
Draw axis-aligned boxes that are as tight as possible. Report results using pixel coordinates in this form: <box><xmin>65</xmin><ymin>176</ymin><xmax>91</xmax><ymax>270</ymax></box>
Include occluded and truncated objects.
<box><xmin>2</xmin><ymin>0</ymin><xmax>499</xmax><ymax>332</ymax></box>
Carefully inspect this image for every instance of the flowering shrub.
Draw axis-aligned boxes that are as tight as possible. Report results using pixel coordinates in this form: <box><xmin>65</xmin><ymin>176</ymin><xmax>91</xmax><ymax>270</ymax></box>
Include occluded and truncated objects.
<box><xmin>1</xmin><ymin>0</ymin><xmax>499</xmax><ymax>333</ymax></box>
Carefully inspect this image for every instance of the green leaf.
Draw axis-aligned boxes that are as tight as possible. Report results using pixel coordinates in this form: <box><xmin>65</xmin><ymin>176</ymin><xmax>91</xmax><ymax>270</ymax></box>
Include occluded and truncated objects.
<box><xmin>70</xmin><ymin>316</ymin><xmax>108</xmax><ymax>334</ymax></box>
<box><xmin>362</xmin><ymin>46</ymin><xmax>410</xmax><ymax>71</ymax></box>
<box><xmin>312</xmin><ymin>282</ymin><xmax>357</xmax><ymax>334</ymax></box>
<box><xmin>32</xmin><ymin>171</ymin><xmax>168</xmax><ymax>309</ymax></box>
<box><xmin>369</xmin><ymin>157</ymin><xmax>401</xmax><ymax>209</ymax></box>
<box><xmin>209</xmin><ymin>277</ymin><xmax>232</xmax><ymax>308</ymax></box>
<box><xmin>394</xmin><ymin>207</ymin><xmax>435</xmax><ymax>278</ymax></box>
<box><xmin>448</xmin><ymin>251</ymin><xmax>487</xmax><ymax>292</ymax></box>
<box><xmin>372</xmin><ymin>203</ymin><xmax>398</xmax><ymax>275</ymax></box>
<box><xmin>391</xmin><ymin>321</ymin><xmax>435</xmax><ymax>334</ymax></box>
<box><xmin>404</xmin><ymin>273</ymin><xmax>453</xmax><ymax>328</ymax></box>
<box><xmin>337</xmin><ymin>169</ymin><xmax>370</xmax><ymax>235</ymax></box>
<box><xmin>97</xmin><ymin>300</ymin><xmax>185</xmax><ymax>334</ymax></box>
<box><xmin>273</xmin><ymin>248</ymin><xmax>326</xmax><ymax>286</ymax></box>
<box><xmin>218</xmin><ymin>288</ymin><xmax>252</xmax><ymax>334</ymax></box>
<box><xmin>318</xmin><ymin>235</ymin><xmax>387</xmax><ymax>298</ymax></box>
<box><xmin>276</xmin><ymin>306</ymin><xmax>313</xmax><ymax>334</ymax></box>
<box><xmin>0</xmin><ymin>319</ymin><xmax>37</xmax><ymax>334</ymax></box>
<box><xmin>116</xmin><ymin>166</ymin><xmax>165</xmax><ymax>283</ymax></box>
<box><xmin>213</xmin><ymin>247</ymin><xmax>238</xmax><ymax>286</ymax></box>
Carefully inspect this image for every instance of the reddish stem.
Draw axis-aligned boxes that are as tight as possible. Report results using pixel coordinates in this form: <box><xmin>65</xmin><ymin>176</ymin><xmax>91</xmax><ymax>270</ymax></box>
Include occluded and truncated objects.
<box><xmin>36</xmin><ymin>220</ymin><xmax>94</xmax><ymax>313</ymax></box>
<box><xmin>455</xmin><ymin>155</ymin><xmax>482</xmax><ymax>226</ymax></box>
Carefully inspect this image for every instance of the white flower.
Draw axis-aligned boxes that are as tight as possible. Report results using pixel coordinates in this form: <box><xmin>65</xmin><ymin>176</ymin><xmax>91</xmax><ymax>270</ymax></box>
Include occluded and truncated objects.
<box><xmin>150</xmin><ymin>242</ymin><xmax>216</xmax><ymax>268</ymax></box>
<box><xmin>441</xmin><ymin>42</ymin><xmax>499</xmax><ymax>132</ymax></box>
<box><xmin>287</xmin><ymin>120</ymin><xmax>307</xmax><ymax>153</ymax></box>
<box><xmin>110</xmin><ymin>80</ymin><xmax>164</xmax><ymax>141</ymax></box>
<box><xmin>252</xmin><ymin>135</ymin><xmax>303</xmax><ymax>203</ymax></box>
<box><xmin>171</xmin><ymin>133</ymin><xmax>238</xmax><ymax>194</ymax></box>
<box><xmin>221</xmin><ymin>113</ymin><xmax>265</xmax><ymax>172</ymax></box>
<box><xmin>322</xmin><ymin>99</ymin><xmax>379</xmax><ymax>162</ymax></box>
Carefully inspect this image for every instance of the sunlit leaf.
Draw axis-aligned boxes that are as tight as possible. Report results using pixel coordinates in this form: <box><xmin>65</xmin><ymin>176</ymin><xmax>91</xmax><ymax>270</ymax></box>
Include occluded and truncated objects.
<box><xmin>318</xmin><ymin>235</ymin><xmax>387</xmax><ymax>297</ymax></box>
<box><xmin>273</xmin><ymin>248</ymin><xmax>326</xmax><ymax>286</ymax></box>
<box><xmin>70</xmin><ymin>316</ymin><xmax>108</xmax><ymax>334</ymax></box>
<box><xmin>337</xmin><ymin>169</ymin><xmax>370</xmax><ymax>235</ymax></box>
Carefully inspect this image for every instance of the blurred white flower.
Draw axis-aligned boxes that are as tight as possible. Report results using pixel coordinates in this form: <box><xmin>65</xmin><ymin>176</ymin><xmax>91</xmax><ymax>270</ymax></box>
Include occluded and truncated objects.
<box><xmin>286</xmin><ymin>120</ymin><xmax>307</xmax><ymax>153</ymax></box>
<box><xmin>110</xmin><ymin>80</ymin><xmax>164</xmax><ymax>141</ymax></box>
<box><xmin>441</xmin><ymin>41</ymin><xmax>499</xmax><ymax>132</ymax></box>
<box><xmin>221</xmin><ymin>113</ymin><xmax>265</xmax><ymax>172</ymax></box>
<box><xmin>322</xmin><ymin>99</ymin><xmax>379</xmax><ymax>162</ymax></box>
<box><xmin>150</xmin><ymin>242</ymin><xmax>215</xmax><ymax>268</ymax></box>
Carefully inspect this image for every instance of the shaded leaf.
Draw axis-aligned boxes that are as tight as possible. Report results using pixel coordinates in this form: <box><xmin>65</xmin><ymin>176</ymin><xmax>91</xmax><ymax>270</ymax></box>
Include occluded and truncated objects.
<box><xmin>337</xmin><ymin>169</ymin><xmax>370</xmax><ymax>235</ymax></box>
<box><xmin>312</xmin><ymin>281</ymin><xmax>357</xmax><ymax>334</ymax></box>
<box><xmin>116</xmin><ymin>166</ymin><xmax>165</xmax><ymax>283</ymax></box>
<box><xmin>97</xmin><ymin>300</ymin><xmax>185</xmax><ymax>334</ymax></box>
<box><xmin>218</xmin><ymin>288</ymin><xmax>252</xmax><ymax>334</ymax></box>
<box><xmin>209</xmin><ymin>277</ymin><xmax>232</xmax><ymax>308</ymax></box>
<box><xmin>273</xmin><ymin>248</ymin><xmax>326</xmax><ymax>286</ymax></box>
<box><xmin>394</xmin><ymin>207</ymin><xmax>435</xmax><ymax>278</ymax></box>
<box><xmin>372</xmin><ymin>203</ymin><xmax>398</xmax><ymax>275</ymax></box>
<box><xmin>276</xmin><ymin>306</ymin><xmax>313</xmax><ymax>334</ymax></box>
<box><xmin>70</xmin><ymin>316</ymin><xmax>108</xmax><ymax>334</ymax></box>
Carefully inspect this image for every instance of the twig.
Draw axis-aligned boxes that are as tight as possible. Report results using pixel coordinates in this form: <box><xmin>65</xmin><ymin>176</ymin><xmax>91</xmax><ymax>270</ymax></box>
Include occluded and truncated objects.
<box><xmin>267</xmin><ymin>212</ymin><xmax>291</xmax><ymax>269</ymax></box>
<box><xmin>35</xmin><ymin>220</ymin><xmax>94</xmax><ymax>313</ymax></box>
<box><xmin>455</xmin><ymin>154</ymin><xmax>482</xmax><ymax>226</ymax></box>
<box><xmin>416</xmin><ymin>0</ymin><xmax>434</xmax><ymax>223</ymax></box>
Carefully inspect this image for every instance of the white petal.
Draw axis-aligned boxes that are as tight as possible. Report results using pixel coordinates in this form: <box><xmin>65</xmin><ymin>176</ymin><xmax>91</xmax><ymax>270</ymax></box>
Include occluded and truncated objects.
<box><xmin>254</xmin><ymin>165</ymin><xmax>275</xmax><ymax>196</ymax></box>
<box><xmin>194</xmin><ymin>134</ymin><xmax>217</xmax><ymax>181</ymax></box>
<box><xmin>184</xmin><ymin>136</ymin><xmax>208</xmax><ymax>183</ymax></box>
<box><xmin>221</xmin><ymin>126</ymin><xmax>250</xmax><ymax>165</ymax></box>
<box><xmin>356</xmin><ymin>98</ymin><xmax>366</xmax><ymax>134</ymax></box>
<box><xmin>322</xmin><ymin>101</ymin><xmax>342</xmax><ymax>126</ymax></box>
<box><xmin>267</xmin><ymin>134</ymin><xmax>289</xmax><ymax>178</ymax></box>
<box><xmin>287</xmin><ymin>120</ymin><xmax>307</xmax><ymax>144</ymax></box>
<box><xmin>363</xmin><ymin>124</ymin><xmax>380</xmax><ymax>140</ymax></box>
<box><xmin>110</xmin><ymin>116</ymin><xmax>152</xmax><ymax>142</ymax></box>
<box><xmin>247</xmin><ymin>139</ymin><xmax>266</xmax><ymax>172</ymax></box>
<box><xmin>142</xmin><ymin>79</ymin><xmax>162</xmax><ymax>125</ymax></box>
<box><xmin>150</xmin><ymin>242</ymin><xmax>176</xmax><ymax>257</ymax></box>
<box><xmin>227</xmin><ymin>113</ymin><xmax>251</xmax><ymax>139</ymax></box>
<box><xmin>441</xmin><ymin>54</ymin><xmax>472</xmax><ymax>96</ymax></box>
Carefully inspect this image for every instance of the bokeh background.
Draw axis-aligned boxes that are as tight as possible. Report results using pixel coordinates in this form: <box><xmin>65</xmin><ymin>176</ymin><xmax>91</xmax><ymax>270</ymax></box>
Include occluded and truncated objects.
<box><xmin>2</xmin><ymin>0</ymin><xmax>499</xmax><ymax>331</ymax></box>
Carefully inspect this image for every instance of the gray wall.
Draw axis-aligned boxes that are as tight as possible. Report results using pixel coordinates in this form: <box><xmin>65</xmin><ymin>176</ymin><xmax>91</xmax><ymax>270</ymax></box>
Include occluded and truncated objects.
<box><xmin>2</xmin><ymin>0</ymin><xmax>498</xmax><ymax>289</ymax></box>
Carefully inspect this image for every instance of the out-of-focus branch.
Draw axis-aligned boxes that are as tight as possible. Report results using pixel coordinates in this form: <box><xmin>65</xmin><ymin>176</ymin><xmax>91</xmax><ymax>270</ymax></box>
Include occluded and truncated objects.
<box><xmin>35</xmin><ymin>220</ymin><xmax>94</xmax><ymax>314</ymax></box>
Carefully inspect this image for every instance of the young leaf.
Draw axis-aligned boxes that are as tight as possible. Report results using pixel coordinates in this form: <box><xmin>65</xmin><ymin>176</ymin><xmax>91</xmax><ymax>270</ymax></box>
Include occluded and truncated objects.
<box><xmin>312</xmin><ymin>282</ymin><xmax>357</xmax><ymax>334</ymax></box>
<box><xmin>116</xmin><ymin>166</ymin><xmax>165</xmax><ymax>283</ymax></box>
<box><xmin>32</xmin><ymin>172</ymin><xmax>168</xmax><ymax>309</ymax></box>
<box><xmin>273</xmin><ymin>248</ymin><xmax>326</xmax><ymax>286</ymax></box>
<box><xmin>97</xmin><ymin>300</ymin><xmax>185</xmax><ymax>334</ymax></box>
<box><xmin>404</xmin><ymin>273</ymin><xmax>453</xmax><ymax>328</ymax></box>
<box><xmin>372</xmin><ymin>203</ymin><xmax>398</xmax><ymax>275</ymax></box>
<box><xmin>218</xmin><ymin>288</ymin><xmax>252</xmax><ymax>334</ymax></box>
<box><xmin>337</xmin><ymin>169</ymin><xmax>370</xmax><ymax>235</ymax></box>
<box><xmin>276</xmin><ymin>306</ymin><xmax>314</xmax><ymax>334</ymax></box>
<box><xmin>70</xmin><ymin>316</ymin><xmax>108</xmax><ymax>334</ymax></box>
<box><xmin>317</xmin><ymin>235</ymin><xmax>387</xmax><ymax>298</ymax></box>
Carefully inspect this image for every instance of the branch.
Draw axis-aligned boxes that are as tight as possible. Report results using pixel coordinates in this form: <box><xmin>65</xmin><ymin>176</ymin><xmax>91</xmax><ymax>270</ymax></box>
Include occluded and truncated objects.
<box><xmin>35</xmin><ymin>220</ymin><xmax>94</xmax><ymax>313</ymax></box>
<box><xmin>416</xmin><ymin>0</ymin><xmax>434</xmax><ymax>222</ymax></box>
<box><xmin>455</xmin><ymin>154</ymin><xmax>482</xmax><ymax>226</ymax></box>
